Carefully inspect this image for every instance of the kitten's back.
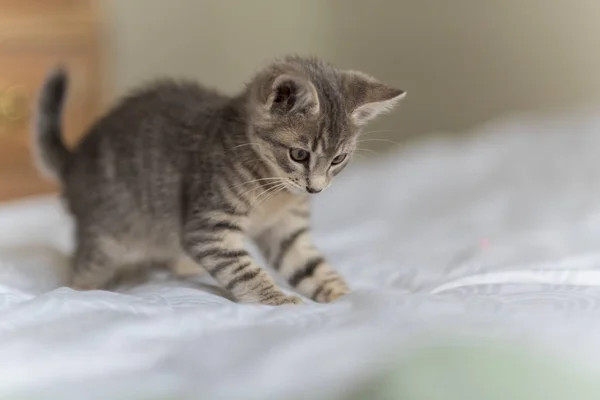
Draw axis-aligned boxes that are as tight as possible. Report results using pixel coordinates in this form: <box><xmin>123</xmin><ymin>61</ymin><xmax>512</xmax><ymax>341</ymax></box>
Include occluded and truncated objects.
<box><xmin>34</xmin><ymin>74</ymin><xmax>230</xmax><ymax>231</ymax></box>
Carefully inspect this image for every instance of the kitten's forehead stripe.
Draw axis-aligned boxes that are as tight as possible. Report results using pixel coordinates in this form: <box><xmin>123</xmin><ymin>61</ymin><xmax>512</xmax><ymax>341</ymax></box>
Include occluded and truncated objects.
<box><xmin>311</xmin><ymin>133</ymin><xmax>319</xmax><ymax>152</ymax></box>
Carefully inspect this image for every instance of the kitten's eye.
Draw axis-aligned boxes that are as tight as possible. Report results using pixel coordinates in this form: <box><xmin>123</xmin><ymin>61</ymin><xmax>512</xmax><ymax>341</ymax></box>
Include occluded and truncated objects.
<box><xmin>331</xmin><ymin>153</ymin><xmax>347</xmax><ymax>165</ymax></box>
<box><xmin>289</xmin><ymin>148</ymin><xmax>309</xmax><ymax>163</ymax></box>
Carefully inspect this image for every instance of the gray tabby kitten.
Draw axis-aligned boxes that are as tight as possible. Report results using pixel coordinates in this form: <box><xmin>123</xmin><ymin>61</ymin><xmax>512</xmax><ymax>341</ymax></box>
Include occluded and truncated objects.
<box><xmin>33</xmin><ymin>56</ymin><xmax>405</xmax><ymax>305</ymax></box>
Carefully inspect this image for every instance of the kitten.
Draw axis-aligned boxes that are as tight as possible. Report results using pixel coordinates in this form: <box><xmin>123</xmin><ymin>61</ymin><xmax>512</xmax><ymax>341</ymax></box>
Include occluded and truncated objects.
<box><xmin>33</xmin><ymin>56</ymin><xmax>405</xmax><ymax>305</ymax></box>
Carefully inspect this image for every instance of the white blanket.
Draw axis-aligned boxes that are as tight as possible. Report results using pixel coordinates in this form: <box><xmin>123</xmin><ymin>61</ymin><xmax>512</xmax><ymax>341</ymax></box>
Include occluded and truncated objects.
<box><xmin>2</xmin><ymin>110</ymin><xmax>600</xmax><ymax>399</ymax></box>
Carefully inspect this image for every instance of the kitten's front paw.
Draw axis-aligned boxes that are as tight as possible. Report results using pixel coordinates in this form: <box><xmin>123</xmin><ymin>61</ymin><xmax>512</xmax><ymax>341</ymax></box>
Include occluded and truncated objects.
<box><xmin>314</xmin><ymin>284</ymin><xmax>350</xmax><ymax>303</ymax></box>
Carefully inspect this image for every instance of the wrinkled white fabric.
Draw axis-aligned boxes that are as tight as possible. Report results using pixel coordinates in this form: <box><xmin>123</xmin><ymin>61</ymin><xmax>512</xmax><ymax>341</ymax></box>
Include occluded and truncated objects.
<box><xmin>2</xmin><ymin>110</ymin><xmax>600</xmax><ymax>399</ymax></box>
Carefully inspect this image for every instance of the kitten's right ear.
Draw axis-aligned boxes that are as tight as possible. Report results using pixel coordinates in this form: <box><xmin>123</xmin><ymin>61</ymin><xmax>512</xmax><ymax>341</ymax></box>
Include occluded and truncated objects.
<box><xmin>251</xmin><ymin>72</ymin><xmax>320</xmax><ymax>119</ymax></box>
<box><xmin>267</xmin><ymin>75</ymin><xmax>319</xmax><ymax>116</ymax></box>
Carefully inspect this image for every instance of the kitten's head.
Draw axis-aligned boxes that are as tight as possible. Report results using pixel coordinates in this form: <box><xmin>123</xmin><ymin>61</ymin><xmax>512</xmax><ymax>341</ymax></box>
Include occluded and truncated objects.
<box><xmin>245</xmin><ymin>56</ymin><xmax>405</xmax><ymax>194</ymax></box>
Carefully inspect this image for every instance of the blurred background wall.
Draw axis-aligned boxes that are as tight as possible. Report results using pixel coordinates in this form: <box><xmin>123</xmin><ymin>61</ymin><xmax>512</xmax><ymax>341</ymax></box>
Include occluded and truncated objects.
<box><xmin>106</xmin><ymin>0</ymin><xmax>600</xmax><ymax>142</ymax></box>
<box><xmin>2</xmin><ymin>0</ymin><xmax>600</xmax><ymax>200</ymax></box>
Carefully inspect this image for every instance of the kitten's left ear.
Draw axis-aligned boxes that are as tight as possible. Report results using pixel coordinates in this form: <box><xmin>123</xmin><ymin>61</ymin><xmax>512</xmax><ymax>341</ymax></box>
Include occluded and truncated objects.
<box><xmin>342</xmin><ymin>71</ymin><xmax>406</xmax><ymax>126</ymax></box>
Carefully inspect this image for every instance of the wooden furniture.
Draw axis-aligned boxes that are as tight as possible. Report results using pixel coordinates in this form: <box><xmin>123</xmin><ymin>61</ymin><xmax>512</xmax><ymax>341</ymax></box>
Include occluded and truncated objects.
<box><xmin>0</xmin><ymin>0</ymin><xmax>104</xmax><ymax>201</ymax></box>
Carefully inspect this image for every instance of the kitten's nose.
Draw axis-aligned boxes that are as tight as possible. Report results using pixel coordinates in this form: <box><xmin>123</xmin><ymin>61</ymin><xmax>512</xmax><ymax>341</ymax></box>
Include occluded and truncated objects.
<box><xmin>306</xmin><ymin>186</ymin><xmax>322</xmax><ymax>194</ymax></box>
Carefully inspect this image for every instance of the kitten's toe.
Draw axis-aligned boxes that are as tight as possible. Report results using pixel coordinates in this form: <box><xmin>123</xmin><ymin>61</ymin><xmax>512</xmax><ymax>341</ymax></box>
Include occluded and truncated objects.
<box><xmin>283</xmin><ymin>295</ymin><xmax>304</xmax><ymax>305</ymax></box>
<box><xmin>262</xmin><ymin>294</ymin><xmax>304</xmax><ymax>306</ymax></box>
<box><xmin>325</xmin><ymin>289</ymin><xmax>349</xmax><ymax>302</ymax></box>
<box><xmin>314</xmin><ymin>285</ymin><xmax>350</xmax><ymax>303</ymax></box>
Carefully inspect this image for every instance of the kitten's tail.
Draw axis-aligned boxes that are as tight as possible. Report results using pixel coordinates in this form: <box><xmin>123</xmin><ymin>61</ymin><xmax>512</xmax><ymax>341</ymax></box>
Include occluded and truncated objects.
<box><xmin>32</xmin><ymin>67</ymin><xmax>71</xmax><ymax>181</ymax></box>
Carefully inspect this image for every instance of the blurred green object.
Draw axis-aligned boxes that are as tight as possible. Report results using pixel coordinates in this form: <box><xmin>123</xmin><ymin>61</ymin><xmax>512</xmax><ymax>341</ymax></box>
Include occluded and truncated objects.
<box><xmin>347</xmin><ymin>342</ymin><xmax>600</xmax><ymax>400</ymax></box>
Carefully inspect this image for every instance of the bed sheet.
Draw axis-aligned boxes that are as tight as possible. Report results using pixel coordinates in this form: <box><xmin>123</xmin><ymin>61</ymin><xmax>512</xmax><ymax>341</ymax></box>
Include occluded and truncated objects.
<box><xmin>2</xmin><ymin>110</ymin><xmax>600</xmax><ymax>399</ymax></box>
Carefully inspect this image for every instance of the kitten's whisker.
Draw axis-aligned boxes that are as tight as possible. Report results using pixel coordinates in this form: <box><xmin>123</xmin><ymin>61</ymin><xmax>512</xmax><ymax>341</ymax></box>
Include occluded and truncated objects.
<box><xmin>356</xmin><ymin>138</ymin><xmax>400</xmax><ymax>145</ymax></box>
<box><xmin>238</xmin><ymin>180</ymin><xmax>284</xmax><ymax>200</ymax></box>
<box><xmin>230</xmin><ymin>177</ymin><xmax>284</xmax><ymax>191</ymax></box>
<box><xmin>254</xmin><ymin>184</ymin><xmax>287</xmax><ymax>210</ymax></box>
<box><xmin>355</xmin><ymin>148</ymin><xmax>379</xmax><ymax>156</ymax></box>
<box><xmin>253</xmin><ymin>183</ymin><xmax>287</xmax><ymax>207</ymax></box>
<box><xmin>248</xmin><ymin>180</ymin><xmax>285</xmax><ymax>199</ymax></box>
<box><xmin>229</xmin><ymin>142</ymin><xmax>265</xmax><ymax>152</ymax></box>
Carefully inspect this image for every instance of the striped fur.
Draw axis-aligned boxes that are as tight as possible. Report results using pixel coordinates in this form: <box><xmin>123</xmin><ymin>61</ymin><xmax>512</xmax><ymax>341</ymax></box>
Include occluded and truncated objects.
<box><xmin>32</xmin><ymin>56</ymin><xmax>404</xmax><ymax>305</ymax></box>
<box><xmin>255</xmin><ymin>200</ymin><xmax>349</xmax><ymax>302</ymax></box>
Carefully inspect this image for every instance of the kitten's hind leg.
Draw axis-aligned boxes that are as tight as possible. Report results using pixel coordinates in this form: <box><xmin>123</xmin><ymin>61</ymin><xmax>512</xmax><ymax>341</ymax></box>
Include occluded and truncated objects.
<box><xmin>70</xmin><ymin>236</ymin><xmax>124</xmax><ymax>291</ymax></box>
<box><xmin>105</xmin><ymin>260</ymin><xmax>171</xmax><ymax>289</ymax></box>
<box><xmin>170</xmin><ymin>254</ymin><xmax>207</xmax><ymax>278</ymax></box>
